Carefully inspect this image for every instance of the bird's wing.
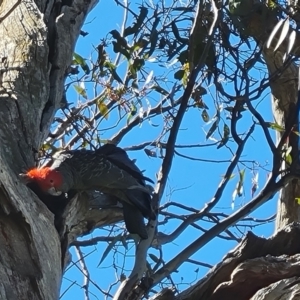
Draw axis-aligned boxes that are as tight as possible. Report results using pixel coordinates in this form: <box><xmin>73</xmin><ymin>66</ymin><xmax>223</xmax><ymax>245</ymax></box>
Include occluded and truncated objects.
<box><xmin>123</xmin><ymin>189</ymin><xmax>156</xmax><ymax>220</ymax></box>
<box><xmin>48</xmin><ymin>145</ymin><xmax>154</xmax><ymax>185</ymax></box>
<box><xmin>48</xmin><ymin>146</ymin><xmax>156</xmax><ymax>217</ymax></box>
<box><xmin>76</xmin><ymin>159</ymin><xmax>150</xmax><ymax>192</ymax></box>
<box><xmin>96</xmin><ymin>144</ymin><xmax>154</xmax><ymax>184</ymax></box>
<box><xmin>122</xmin><ymin>202</ymin><xmax>148</xmax><ymax>239</ymax></box>
<box><xmin>100</xmin><ymin>188</ymin><xmax>155</xmax><ymax>220</ymax></box>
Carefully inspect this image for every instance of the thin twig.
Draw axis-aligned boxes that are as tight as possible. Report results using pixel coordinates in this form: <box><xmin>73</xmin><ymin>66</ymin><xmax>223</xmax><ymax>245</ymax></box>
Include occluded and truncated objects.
<box><xmin>151</xmin><ymin>172</ymin><xmax>294</xmax><ymax>285</ymax></box>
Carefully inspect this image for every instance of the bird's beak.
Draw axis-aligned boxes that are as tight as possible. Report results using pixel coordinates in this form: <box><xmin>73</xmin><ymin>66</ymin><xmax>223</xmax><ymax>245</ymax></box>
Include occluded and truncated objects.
<box><xmin>47</xmin><ymin>187</ymin><xmax>62</xmax><ymax>196</ymax></box>
<box><xmin>19</xmin><ymin>173</ymin><xmax>31</xmax><ymax>184</ymax></box>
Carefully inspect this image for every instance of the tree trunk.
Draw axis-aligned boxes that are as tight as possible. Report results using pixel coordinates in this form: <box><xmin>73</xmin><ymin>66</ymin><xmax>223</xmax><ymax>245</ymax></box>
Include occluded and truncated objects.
<box><xmin>229</xmin><ymin>0</ymin><xmax>300</xmax><ymax>232</ymax></box>
<box><xmin>175</xmin><ymin>223</ymin><xmax>300</xmax><ymax>300</ymax></box>
<box><xmin>265</xmin><ymin>49</ymin><xmax>300</xmax><ymax>232</ymax></box>
<box><xmin>0</xmin><ymin>1</ymin><xmax>97</xmax><ymax>299</ymax></box>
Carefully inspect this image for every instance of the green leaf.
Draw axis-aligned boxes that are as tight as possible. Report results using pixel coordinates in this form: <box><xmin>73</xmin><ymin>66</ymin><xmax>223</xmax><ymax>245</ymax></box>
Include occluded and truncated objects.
<box><xmin>97</xmin><ymin>44</ymin><xmax>107</xmax><ymax>68</ymax></box>
<box><xmin>145</xmin><ymin>70</ymin><xmax>154</xmax><ymax>86</ymax></box>
<box><xmin>110</xmin><ymin>30</ymin><xmax>129</xmax><ymax>48</ymax></box>
<box><xmin>144</xmin><ymin>148</ymin><xmax>157</xmax><ymax>157</ymax></box>
<box><xmin>229</xmin><ymin>0</ymin><xmax>252</xmax><ymax>16</ymax></box>
<box><xmin>73</xmin><ymin>52</ymin><xmax>90</xmax><ymax>74</ymax></box>
<box><xmin>130</xmin><ymin>42</ymin><xmax>143</xmax><ymax>53</ymax></box>
<box><xmin>266</xmin><ymin>122</ymin><xmax>285</xmax><ymax>132</ymax></box>
<box><xmin>97</xmin><ymin>101</ymin><xmax>109</xmax><ymax>120</ymax></box>
<box><xmin>126</xmin><ymin>113</ymin><xmax>132</xmax><ymax>126</ymax></box>
<box><xmin>178</xmin><ymin>50</ymin><xmax>188</xmax><ymax>65</ymax></box>
<box><xmin>97</xmin><ymin>235</ymin><xmax>122</xmax><ymax>266</ymax></box>
<box><xmin>112</xmin><ymin>41</ymin><xmax>130</xmax><ymax>60</ymax></box>
<box><xmin>285</xmin><ymin>145</ymin><xmax>292</xmax><ymax>157</ymax></box>
<box><xmin>206</xmin><ymin>119</ymin><xmax>219</xmax><ymax>140</ymax></box>
<box><xmin>285</xmin><ymin>153</ymin><xmax>292</xmax><ymax>165</ymax></box>
<box><xmin>124</xmin><ymin>7</ymin><xmax>148</xmax><ymax>37</ymax></box>
<box><xmin>82</xmin><ymin>140</ymin><xmax>89</xmax><ymax>148</ymax></box>
<box><xmin>111</xmin><ymin>69</ymin><xmax>123</xmax><ymax>84</ymax></box>
<box><xmin>127</xmin><ymin>102</ymin><xmax>137</xmax><ymax>125</ymax></box>
<box><xmin>171</xmin><ymin>21</ymin><xmax>188</xmax><ymax>44</ymax></box>
<box><xmin>129</xmin><ymin>58</ymin><xmax>145</xmax><ymax>76</ymax></box>
<box><xmin>147</xmin><ymin>29</ymin><xmax>158</xmax><ymax>57</ymax></box>
<box><xmin>151</xmin><ymin>85</ymin><xmax>169</xmax><ymax>96</ymax></box>
<box><xmin>266</xmin><ymin>0</ymin><xmax>277</xmax><ymax>9</ymax></box>
<box><xmin>217</xmin><ymin>124</ymin><xmax>230</xmax><ymax>149</ymax></box>
<box><xmin>73</xmin><ymin>85</ymin><xmax>87</xmax><ymax>99</ymax></box>
<box><xmin>103</xmin><ymin>61</ymin><xmax>123</xmax><ymax>84</ymax></box>
<box><xmin>293</xmin><ymin>130</ymin><xmax>300</xmax><ymax>137</ymax></box>
<box><xmin>244</xmin><ymin>57</ymin><xmax>257</xmax><ymax>70</ymax></box>
<box><xmin>222</xmin><ymin>173</ymin><xmax>235</xmax><ymax>180</ymax></box>
<box><xmin>149</xmin><ymin>253</ymin><xmax>160</xmax><ymax>263</ymax></box>
<box><xmin>251</xmin><ymin>172</ymin><xmax>259</xmax><ymax>197</ymax></box>
<box><xmin>103</xmin><ymin>60</ymin><xmax>115</xmax><ymax>70</ymax></box>
<box><xmin>130</xmin><ymin>102</ymin><xmax>137</xmax><ymax>116</ymax></box>
<box><xmin>281</xmin><ymin>144</ymin><xmax>292</xmax><ymax>165</ymax></box>
<box><xmin>41</xmin><ymin>143</ymin><xmax>51</xmax><ymax>151</ymax></box>
<box><xmin>120</xmin><ymin>236</ymin><xmax>128</xmax><ymax>250</ymax></box>
<box><xmin>201</xmin><ymin>110</ymin><xmax>209</xmax><ymax>122</ymax></box>
<box><xmin>41</xmin><ymin>143</ymin><xmax>57</xmax><ymax>152</ymax></box>
<box><xmin>193</xmin><ymin>87</ymin><xmax>208</xmax><ymax>109</ymax></box>
<box><xmin>239</xmin><ymin>169</ymin><xmax>246</xmax><ymax>181</ymax></box>
<box><xmin>174</xmin><ymin>70</ymin><xmax>185</xmax><ymax>80</ymax></box>
<box><xmin>232</xmin><ymin>169</ymin><xmax>245</xmax><ymax>203</ymax></box>
<box><xmin>192</xmin><ymin>86</ymin><xmax>207</xmax><ymax>98</ymax></box>
<box><xmin>158</xmin><ymin>37</ymin><xmax>166</xmax><ymax>49</ymax></box>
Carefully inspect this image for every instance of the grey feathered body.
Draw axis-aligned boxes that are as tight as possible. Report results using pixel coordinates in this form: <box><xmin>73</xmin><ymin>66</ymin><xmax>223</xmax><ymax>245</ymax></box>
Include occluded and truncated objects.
<box><xmin>50</xmin><ymin>144</ymin><xmax>155</xmax><ymax>238</ymax></box>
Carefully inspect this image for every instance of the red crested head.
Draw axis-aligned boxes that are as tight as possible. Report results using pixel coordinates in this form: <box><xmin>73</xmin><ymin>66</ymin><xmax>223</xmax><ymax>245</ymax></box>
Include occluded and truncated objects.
<box><xmin>26</xmin><ymin>167</ymin><xmax>63</xmax><ymax>193</ymax></box>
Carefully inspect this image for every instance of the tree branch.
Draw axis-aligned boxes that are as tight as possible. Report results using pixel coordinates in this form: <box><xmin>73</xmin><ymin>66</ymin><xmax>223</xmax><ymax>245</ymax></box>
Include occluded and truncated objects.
<box><xmin>151</xmin><ymin>172</ymin><xmax>295</xmax><ymax>286</ymax></box>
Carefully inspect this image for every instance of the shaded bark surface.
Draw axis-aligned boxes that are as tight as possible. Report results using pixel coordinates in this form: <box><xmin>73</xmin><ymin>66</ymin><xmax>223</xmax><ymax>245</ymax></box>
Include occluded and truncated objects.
<box><xmin>2</xmin><ymin>1</ymin><xmax>300</xmax><ymax>300</ymax></box>
<box><xmin>233</xmin><ymin>0</ymin><xmax>300</xmax><ymax>232</ymax></box>
<box><xmin>0</xmin><ymin>1</ymin><xmax>100</xmax><ymax>299</ymax></box>
<box><xmin>152</xmin><ymin>224</ymin><xmax>300</xmax><ymax>300</ymax></box>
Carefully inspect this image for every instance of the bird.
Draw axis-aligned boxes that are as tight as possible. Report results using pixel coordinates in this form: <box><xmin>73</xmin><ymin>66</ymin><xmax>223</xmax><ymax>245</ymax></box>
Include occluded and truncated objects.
<box><xmin>21</xmin><ymin>144</ymin><xmax>156</xmax><ymax>239</ymax></box>
<box><xmin>24</xmin><ymin>179</ymin><xmax>77</xmax><ymax>233</ymax></box>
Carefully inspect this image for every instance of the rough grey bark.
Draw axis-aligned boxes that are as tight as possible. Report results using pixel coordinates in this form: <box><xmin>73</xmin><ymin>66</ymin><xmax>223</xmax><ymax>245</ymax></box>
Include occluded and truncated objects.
<box><xmin>263</xmin><ymin>48</ymin><xmax>300</xmax><ymax>232</ymax></box>
<box><xmin>1</xmin><ymin>1</ymin><xmax>300</xmax><ymax>299</ymax></box>
<box><xmin>0</xmin><ymin>1</ymin><xmax>100</xmax><ymax>299</ymax></box>
<box><xmin>174</xmin><ymin>223</ymin><xmax>300</xmax><ymax>300</ymax></box>
<box><xmin>227</xmin><ymin>0</ymin><xmax>300</xmax><ymax>234</ymax></box>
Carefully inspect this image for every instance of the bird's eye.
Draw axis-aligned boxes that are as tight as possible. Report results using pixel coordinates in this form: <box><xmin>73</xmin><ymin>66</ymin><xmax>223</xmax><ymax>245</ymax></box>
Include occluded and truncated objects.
<box><xmin>50</xmin><ymin>179</ymin><xmax>54</xmax><ymax>183</ymax></box>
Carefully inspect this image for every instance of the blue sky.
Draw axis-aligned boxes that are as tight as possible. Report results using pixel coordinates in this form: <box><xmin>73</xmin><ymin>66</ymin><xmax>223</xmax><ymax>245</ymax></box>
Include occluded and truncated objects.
<box><xmin>60</xmin><ymin>1</ymin><xmax>278</xmax><ymax>298</ymax></box>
